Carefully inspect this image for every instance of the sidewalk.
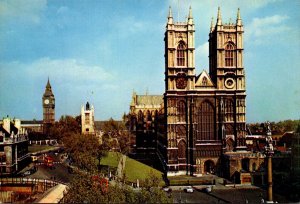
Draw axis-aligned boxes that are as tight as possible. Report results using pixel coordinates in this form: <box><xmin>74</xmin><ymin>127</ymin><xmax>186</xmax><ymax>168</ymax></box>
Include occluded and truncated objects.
<box><xmin>168</xmin><ymin>175</ymin><xmax>260</xmax><ymax>191</ymax></box>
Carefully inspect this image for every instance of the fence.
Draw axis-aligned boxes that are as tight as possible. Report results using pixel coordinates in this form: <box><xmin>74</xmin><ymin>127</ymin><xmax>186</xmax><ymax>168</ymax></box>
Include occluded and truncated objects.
<box><xmin>0</xmin><ymin>177</ymin><xmax>62</xmax><ymax>193</ymax></box>
<box><xmin>30</xmin><ymin>139</ymin><xmax>57</xmax><ymax>145</ymax></box>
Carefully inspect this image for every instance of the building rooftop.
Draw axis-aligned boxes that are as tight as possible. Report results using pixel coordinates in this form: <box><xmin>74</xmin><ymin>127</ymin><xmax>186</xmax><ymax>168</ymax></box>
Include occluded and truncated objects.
<box><xmin>133</xmin><ymin>95</ymin><xmax>163</xmax><ymax>106</ymax></box>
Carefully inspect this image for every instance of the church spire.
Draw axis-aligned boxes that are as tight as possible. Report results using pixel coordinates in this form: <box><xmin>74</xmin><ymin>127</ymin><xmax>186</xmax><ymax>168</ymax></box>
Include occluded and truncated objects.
<box><xmin>236</xmin><ymin>8</ymin><xmax>242</xmax><ymax>26</ymax></box>
<box><xmin>188</xmin><ymin>6</ymin><xmax>193</xmax><ymax>24</ymax></box>
<box><xmin>188</xmin><ymin>6</ymin><xmax>193</xmax><ymax>19</ymax></box>
<box><xmin>44</xmin><ymin>77</ymin><xmax>53</xmax><ymax>97</ymax></box>
<box><xmin>46</xmin><ymin>77</ymin><xmax>51</xmax><ymax>89</ymax></box>
<box><xmin>217</xmin><ymin>6</ymin><xmax>222</xmax><ymax>25</ymax></box>
<box><xmin>167</xmin><ymin>6</ymin><xmax>173</xmax><ymax>24</ymax></box>
<box><xmin>210</xmin><ymin>17</ymin><xmax>214</xmax><ymax>32</ymax></box>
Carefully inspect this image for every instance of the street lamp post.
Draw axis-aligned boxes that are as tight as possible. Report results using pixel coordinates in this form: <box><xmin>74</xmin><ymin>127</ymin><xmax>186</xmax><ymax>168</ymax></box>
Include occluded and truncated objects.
<box><xmin>265</xmin><ymin>122</ymin><xmax>274</xmax><ymax>203</ymax></box>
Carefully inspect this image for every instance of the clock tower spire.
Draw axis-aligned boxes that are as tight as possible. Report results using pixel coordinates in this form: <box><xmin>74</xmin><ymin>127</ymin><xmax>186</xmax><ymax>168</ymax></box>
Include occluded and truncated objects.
<box><xmin>43</xmin><ymin>77</ymin><xmax>55</xmax><ymax>134</ymax></box>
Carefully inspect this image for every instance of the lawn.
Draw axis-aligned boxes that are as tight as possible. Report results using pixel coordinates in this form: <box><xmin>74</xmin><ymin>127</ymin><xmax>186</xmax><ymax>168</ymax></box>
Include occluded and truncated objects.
<box><xmin>28</xmin><ymin>145</ymin><xmax>58</xmax><ymax>153</ymax></box>
<box><xmin>99</xmin><ymin>151</ymin><xmax>164</xmax><ymax>185</ymax></box>
<box><xmin>124</xmin><ymin>156</ymin><xmax>164</xmax><ymax>184</ymax></box>
<box><xmin>100</xmin><ymin>151</ymin><xmax>121</xmax><ymax>167</ymax></box>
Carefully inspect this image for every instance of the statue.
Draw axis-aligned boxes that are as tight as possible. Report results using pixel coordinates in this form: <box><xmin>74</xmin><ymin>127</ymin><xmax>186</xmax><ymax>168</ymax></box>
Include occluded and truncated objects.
<box><xmin>265</xmin><ymin>122</ymin><xmax>274</xmax><ymax>152</ymax></box>
<box><xmin>266</xmin><ymin>122</ymin><xmax>272</xmax><ymax>136</ymax></box>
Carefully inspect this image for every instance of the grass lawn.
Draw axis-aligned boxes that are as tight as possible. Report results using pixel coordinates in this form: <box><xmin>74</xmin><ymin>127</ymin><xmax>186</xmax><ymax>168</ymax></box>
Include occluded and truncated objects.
<box><xmin>28</xmin><ymin>145</ymin><xmax>58</xmax><ymax>153</ymax></box>
<box><xmin>124</xmin><ymin>156</ymin><xmax>164</xmax><ymax>185</ymax></box>
<box><xmin>100</xmin><ymin>151</ymin><xmax>121</xmax><ymax>167</ymax></box>
<box><xmin>99</xmin><ymin>151</ymin><xmax>164</xmax><ymax>185</ymax></box>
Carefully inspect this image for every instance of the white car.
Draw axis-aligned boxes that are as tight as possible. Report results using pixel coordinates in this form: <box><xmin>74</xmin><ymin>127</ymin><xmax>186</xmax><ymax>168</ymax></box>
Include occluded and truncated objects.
<box><xmin>22</xmin><ymin>170</ymin><xmax>31</xmax><ymax>177</ymax></box>
<box><xmin>163</xmin><ymin>187</ymin><xmax>172</xmax><ymax>193</ymax></box>
<box><xmin>184</xmin><ymin>186</ymin><xmax>194</xmax><ymax>193</ymax></box>
<box><xmin>205</xmin><ymin>186</ymin><xmax>212</xmax><ymax>193</ymax></box>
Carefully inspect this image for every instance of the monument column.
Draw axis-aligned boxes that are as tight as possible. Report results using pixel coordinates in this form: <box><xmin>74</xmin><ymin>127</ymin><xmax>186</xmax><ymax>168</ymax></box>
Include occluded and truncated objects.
<box><xmin>265</xmin><ymin>122</ymin><xmax>274</xmax><ymax>203</ymax></box>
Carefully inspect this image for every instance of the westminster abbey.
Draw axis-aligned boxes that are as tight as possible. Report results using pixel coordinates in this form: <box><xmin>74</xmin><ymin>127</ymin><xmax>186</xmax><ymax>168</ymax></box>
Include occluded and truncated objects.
<box><xmin>128</xmin><ymin>7</ymin><xmax>264</xmax><ymax>178</ymax></box>
<box><xmin>157</xmin><ymin>6</ymin><xmax>254</xmax><ymax>176</ymax></box>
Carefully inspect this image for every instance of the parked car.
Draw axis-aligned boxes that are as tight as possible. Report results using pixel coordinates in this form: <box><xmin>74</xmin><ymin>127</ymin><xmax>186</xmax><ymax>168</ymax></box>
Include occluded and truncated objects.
<box><xmin>22</xmin><ymin>166</ymin><xmax>37</xmax><ymax>177</ymax></box>
<box><xmin>22</xmin><ymin>170</ymin><xmax>31</xmax><ymax>177</ymax></box>
<box><xmin>163</xmin><ymin>187</ymin><xmax>172</xmax><ymax>193</ymax></box>
<box><xmin>184</xmin><ymin>186</ymin><xmax>194</xmax><ymax>193</ymax></box>
<box><xmin>204</xmin><ymin>186</ymin><xmax>212</xmax><ymax>193</ymax></box>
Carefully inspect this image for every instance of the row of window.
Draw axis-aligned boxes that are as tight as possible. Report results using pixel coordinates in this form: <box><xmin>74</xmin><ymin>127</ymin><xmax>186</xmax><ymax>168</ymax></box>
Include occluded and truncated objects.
<box><xmin>175</xmin><ymin>41</ymin><xmax>236</xmax><ymax>67</ymax></box>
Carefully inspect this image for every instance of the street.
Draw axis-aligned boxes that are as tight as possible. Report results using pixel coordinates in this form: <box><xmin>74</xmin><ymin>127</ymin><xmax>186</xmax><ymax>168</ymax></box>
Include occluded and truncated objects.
<box><xmin>23</xmin><ymin>152</ymin><xmax>74</xmax><ymax>184</ymax></box>
<box><xmin>28</xmin><ymin>163</ymin><xmax>72</xmax><ymax>184</ymax></box>
<box><xmin>171</xmin><ymin>186</ymin><xmax>291</xmax><ymax>203</ymax></box>
<box><xmin>18</xmin><ymin>151</ymin><xmax>294</xmax><ymax>204</ymax></box>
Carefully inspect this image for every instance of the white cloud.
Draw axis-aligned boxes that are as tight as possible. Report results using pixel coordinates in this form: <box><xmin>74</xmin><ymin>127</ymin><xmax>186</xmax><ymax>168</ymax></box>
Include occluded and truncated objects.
<box><xmin>57</xmin><ymin>6</ymin><xmax>69</xmax><ymax>15</ymax></box>
<box><xmin>0</xmin><ymin>58</ymin><xmax>121</xmax><ymax>120</ymax></box>
<box><xmin>0</xmin><ymin>58</ymin><xmax>115</xmax><ymax>88</ymax></box>
<box><xmin>167</xmin><ymin>0</ymin><xmax>282</xmax><ymax>34</ymax></box>
<box><xmin>0</xmin><ymin>0</ymin><xmax>47</xmax><ymax>24</ymax></box>
<box><xmin>245</xmin><ymin>15</ymin><xmax>291</xmax><ymax>44</ymax></box>
<box><xmin>28</xmin><ymin>57</ymin><xmax>114</xmax><ymax>82</ymax></box>
<box><xmin>113</xmin><ymin>16</ymin><xmax>146</xmax><ymax>38</ymax></box>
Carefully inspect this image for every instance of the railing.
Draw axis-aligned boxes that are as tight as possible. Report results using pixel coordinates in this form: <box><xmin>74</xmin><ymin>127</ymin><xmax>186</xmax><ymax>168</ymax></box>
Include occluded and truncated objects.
<box><xmin>3</xmin><ymin>135</ymin><xmax>28</xmax><ymax>144</ymax></box>
<box><xmin>223</xmin><ymin>25</ymin><xmax>236</xmax><ymax>29</ymax></box>
<box><xmin>0</xmin><ymin>177</ymin><xmax>67</xmax><ymax>189</ymax></box>
<box><xmin>17</xmin><ymin>153</ymin><xmax>30</xmax><ymax>162</ymax></box>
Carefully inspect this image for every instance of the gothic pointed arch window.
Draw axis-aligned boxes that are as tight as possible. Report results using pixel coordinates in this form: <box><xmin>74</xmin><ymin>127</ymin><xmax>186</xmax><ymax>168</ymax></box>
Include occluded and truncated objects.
<box><xmin>178</xmin><ymin>139</ymin><xmax>186</xmax><ymax>159</ymax></box>
<box><xmin>138</xmin><ymin>110</ymin><xmax>144</xmax><ymax>123</ymax></box>
<box><xmin>177</xmin><ymin>100</ymin><xmax>186</xmax><ymax>122</ymax></box>
<box><xmin>177</xmin><ymin>41</ymin><xmax>186</xmax><ymax>66</ymax></box>
<box><xmin>226</xmin><ymin>138</ymin><xmax>234</xmax><ymax>151</ymax></box>
<box><xmin>225</xmin><ymin>99</ymin><xmax>234</xmax><ymax>122</ymax></box>
<box><xmin>146</xmin><ymin>110</ymin><xmax>152</xmax><ymax>122</ymax></box>
<box><xmin>225</xmin><ymin>43</ymin><xmax>235</xmax><ymax>67</ymax></box>
<box><xmin>197</xmin><ymin>101</ymin><xmax>215</xmax><ymax>140</ymax></box>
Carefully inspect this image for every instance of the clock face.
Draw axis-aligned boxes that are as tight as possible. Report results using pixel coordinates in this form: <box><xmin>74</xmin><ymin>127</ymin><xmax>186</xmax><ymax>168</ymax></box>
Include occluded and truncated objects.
<box><xmin>176</xmin><ymin>73</ymin><xmax>187</xmax><ymax>89</ymax></box>
<box><xmin>44</xmin><ymin>99</ymin><xmax>50</xmax><ymax>105</ymax></box>
<box><xmin>225</xmin><ymin>78</ymin><xmax>235</xmax><ymax>89</ymax></box>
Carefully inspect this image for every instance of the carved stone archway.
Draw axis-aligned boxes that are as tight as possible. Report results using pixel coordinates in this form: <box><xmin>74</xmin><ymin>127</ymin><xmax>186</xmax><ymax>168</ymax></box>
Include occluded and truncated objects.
<box><xmin>204</xmin><ymin>160</ymin><xmax>215</xmax><ymax>174</ymax></box>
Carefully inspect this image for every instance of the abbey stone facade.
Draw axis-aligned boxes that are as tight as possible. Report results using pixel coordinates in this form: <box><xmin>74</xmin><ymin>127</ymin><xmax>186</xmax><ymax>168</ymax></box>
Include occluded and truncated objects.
<box><xmin>157</xmin><ymin>7</ymin><xmax>261</xmax><ymax>177</ymax></box>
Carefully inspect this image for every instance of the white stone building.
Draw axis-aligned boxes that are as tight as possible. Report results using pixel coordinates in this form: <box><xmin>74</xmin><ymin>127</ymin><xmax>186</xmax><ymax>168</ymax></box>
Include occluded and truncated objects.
<box><xmin>0</xmin><ymin>117</ymin><xmax>30</xmax><ymax>175</ymax></box>
<box><xmin>81</xmin><ymin>102</ymin><xmax>95</xmax><ymax>135</ymax></box>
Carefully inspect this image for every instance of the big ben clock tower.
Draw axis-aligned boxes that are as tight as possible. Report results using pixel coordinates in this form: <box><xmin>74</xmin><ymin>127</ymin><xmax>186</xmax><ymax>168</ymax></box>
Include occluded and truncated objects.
<box><xmin>43</xmin><ymin>78</ymin><xmax>55</xmax><ymax>134</ymax></box>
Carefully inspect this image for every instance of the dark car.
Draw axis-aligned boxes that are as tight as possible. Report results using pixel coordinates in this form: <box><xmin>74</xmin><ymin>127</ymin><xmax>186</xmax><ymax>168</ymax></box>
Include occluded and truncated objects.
<box><xmin>21</xmin><ymin>166</ymin><xmax>37</xmax><ymax>177</ymax></box>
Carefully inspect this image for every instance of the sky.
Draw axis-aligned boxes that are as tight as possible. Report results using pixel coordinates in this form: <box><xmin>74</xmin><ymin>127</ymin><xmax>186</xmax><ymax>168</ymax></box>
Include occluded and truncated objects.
<box><xmin>0</xmin><ymin>0</ymin><xmax>299</xmax><ymax>123</ymax></box>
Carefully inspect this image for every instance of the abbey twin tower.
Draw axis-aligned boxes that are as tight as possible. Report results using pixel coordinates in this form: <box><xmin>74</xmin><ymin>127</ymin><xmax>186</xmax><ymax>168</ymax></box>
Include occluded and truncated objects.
<box><xmin>156</xmin><ymin>6</ymin><xmax>259</xmax><ymax>177</ymax></box>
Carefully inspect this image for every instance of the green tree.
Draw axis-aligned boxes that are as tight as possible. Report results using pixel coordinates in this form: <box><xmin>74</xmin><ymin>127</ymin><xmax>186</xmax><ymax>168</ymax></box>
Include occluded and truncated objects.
<box><xmin>63</xmin><ymin>171</ymin><xmax>107</xmax><ymax>203</ymax></box>
<box><xmin>63</xmin><ymin>171</ymin><xmax>133</xmax><ymax>203</ymax></box>
<box><xmin>49</xmin><ymin>115</ymin><xmax>81</xmax><ymax>141</ymax></box>
<box><xmin>63</xmin><ymin>170</ymin><xmax>172</xmax><ymax>203</ymax></box>
<box><xmin>101</xmin><ymin>118</ymin><xmax>133</xmax><ymax>155</ymax></box>
<box><xmin>102</xmin><ymin>118</ymin><xmax>123</xmax><ymax>135</ymax></box>
<box><xmin>136</xmin><ymin>170</ymin><xmax>172</xmax><ymax>203</ymax></box>
<box><xmin>296</xmin><ymin>123</ymin><xmax>300</xmax><ymax>134</ymax></box>
<box><xmin>63</xmin><ymin>133</ymin><xmax>106</xmax><ymax>172</ymax></box>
